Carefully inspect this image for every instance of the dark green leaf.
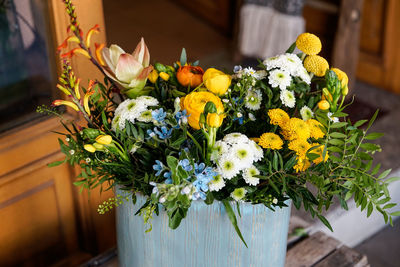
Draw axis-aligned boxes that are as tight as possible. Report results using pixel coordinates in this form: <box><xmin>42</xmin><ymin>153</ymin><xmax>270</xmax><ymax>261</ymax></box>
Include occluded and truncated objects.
<box><xmin>317</xmin><ymin>214</ymin><xmax>333</xmax><ymax>231</ymax></box>
<box><xmin>222</xmin><ymin>201</ymin><xmax>248</xmax><ymax>247</ymax></box>
<box><xmin>365</xmin><ymin>132</ymin><xmax>384</xmax><ymax>140</ymax></box>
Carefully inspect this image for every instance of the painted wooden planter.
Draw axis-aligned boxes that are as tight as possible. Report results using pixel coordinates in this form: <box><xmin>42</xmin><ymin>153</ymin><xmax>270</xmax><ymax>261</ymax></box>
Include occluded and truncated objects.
<box><xmin>116</xmin><ymin>191</ymin><xmax>291</xmax><ymax>267</ymax></box>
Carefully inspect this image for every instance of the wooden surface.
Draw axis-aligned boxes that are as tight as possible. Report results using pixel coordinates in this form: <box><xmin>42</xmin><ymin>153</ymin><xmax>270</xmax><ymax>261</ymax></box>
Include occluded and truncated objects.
<box><xmin>82</xmin><ymin>227</ymin><xmax>369</xmax><ymax>267</ymax></box>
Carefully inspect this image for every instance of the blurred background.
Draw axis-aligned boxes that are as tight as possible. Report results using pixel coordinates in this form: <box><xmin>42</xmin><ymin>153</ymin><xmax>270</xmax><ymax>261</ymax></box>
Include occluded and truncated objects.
<box><xmin>0</xmin><ymin>0</ymin><xmax>399</xmax><ymax>266</ymax></box>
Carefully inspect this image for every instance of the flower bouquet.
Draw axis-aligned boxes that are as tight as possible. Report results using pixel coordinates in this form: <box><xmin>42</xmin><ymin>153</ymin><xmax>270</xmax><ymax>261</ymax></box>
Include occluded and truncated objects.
<box><xmin>41</xmin><ymin>1</ymin><xmax>399</xmax><ymax>252</ymax></box>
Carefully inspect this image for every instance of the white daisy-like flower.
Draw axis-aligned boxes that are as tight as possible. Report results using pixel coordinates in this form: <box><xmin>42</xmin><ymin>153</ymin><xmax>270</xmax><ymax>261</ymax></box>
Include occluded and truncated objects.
<box><xmin>231</xmin><ymin>187</ymin><xmax>247</xmax><ymax>201</ymax></box>
<box><xmin>232</xmin><ymin>144</ymin><xmax>254</xmax><ymax>169</ymax></box>
<box><xmin>243</xmin><ymin>67</ymin><xmax>257</xmax><ymax>77</ymax></box>
<box><xmin>218</xmin><ymin>154</ymin><xmax>240</xmax><ymax>180</ymax></box>
<box><xmin>263</xmin><ymin>55</ymin><xmax>283</xmax><ymax>70</ymax></box>
<box><xmin>272</xmin><ymin>198</ymin><xmax>278</xmax><ymax>204</ymax></box>
<box><xmin>327</xmin><ymin>112</ymin><xmax>339</xmax><ymax>123</ymax></box>
<box><xmin>69</xmin><ymin>150</ymin><xmax>75</xmax><ymax>155</ymax></box>
<box><xmin>223</xmin><ymin>133</ymin><xmax>249</xmax><ymax>145</ymax></box>
<box><xmin>137</xmin><ymin>110</ymin><xmax>153</xmax><ymax>122</ymax></box>
<box><xmin>243</xmin><ymin>165</ymin><xmax>260</xmax><ymax>186</ymax></box>
<box><xmin>244</xmin><ymin>89</ymin><xmax>262</xmax><ymax>110</ymax></box>
<box><xmin>268</xmin><ymin>69</ymin><xmax>292</xmax><ymax>90</ymax></box>
<box><xmin>300</xmin><ymin>106</ymin><xmax>314</xmax><ymax>121</ymax></box>
<box><xmin>222</xmin><ymin>98</ymin><xmax>229</xmax><ymax>103</ymax></box>
<box><xmin>85</xmin><ymin>158</ymin><xmax>91</xmax><ymax>163</ymax></box>
<box><xmin>209</xmin><ymin>175</ymin><xmax>226</xmax><ymax>192</ymax></box>
<box><xmin>111</xmin><ymin>114</ymin><xmax>124</xmax><ymax>131</ymax></box>
<box><xmin>280</xmin><ymin>89</ymin><xmax>296</xmax><ymax>108</ymax></box>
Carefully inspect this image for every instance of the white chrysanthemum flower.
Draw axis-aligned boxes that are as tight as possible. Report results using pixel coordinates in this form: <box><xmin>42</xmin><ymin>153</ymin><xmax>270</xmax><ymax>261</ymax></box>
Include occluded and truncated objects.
<box><xmin>233</xmin><ymin>144</ymin><xmax>254</xmax><ymax>169</ymax></box>
<box><xmin>268</xmin><ymin>69</ymin><xmax>292</xmax><ymax>90</ymax></box>
<box><xmin>294</xmin><ymin>67</ymin><xmax>311</xmax><ymax>84</ymax></box>
<box><xmin>243</xmin><ymin>165</ymin><xmax>260</xmax><ymax>186</ymax></box>
<box><xmin>137</xmin><ymin>110</ymin><xmax>153</xmax><ymax>122</ymax></box>
<box><xmin>250</xmin><ymin>141</ymin><xmax>264</xmax><ymax>162</ymax></box>
<box><xmin>263</xmin><ymin>55</ymin><xmax>283</xmax><ymax>70</ymax></box>
<box><xmin>223</xmin><ymin>133</ymin><xmax>250</xmax><ymax>145</ymax></box>
<box><xmin>111</xmin><ymin>114</ymin><xmax>125</xmax><ymax>131</ymax></box>
<box><xmin>136</xmin><ymin>95</ymin><xmax>159</xmax><ymax>107</ymax></box>
<box><xmin>209</xmin><ymin>175</ymin><xmax>226</xmax><ymax>192</ymax></box>
<box><xmin>327</xmin><ymin>112</ymin><xmax>339</xmax><ymax>123</ymax></box>
<box><xmin>211</xmin><ymin>140</ymin><xmax>229</xmax><ymax>162</ymax></box>
<box><xmin>244</xmin><ymin>89</ymin><xmax>262</xmax><ymax>110</ymax></box>
<box><xmin>300</xmin><ymin>106</ymin><xmax>314</xmax><ymax>121</ymax></box>
<box><xmin>231</xmin><ymin>188</ymin><xmax>247</xmax><ymax>201</ymax></box>
<box><xmin>218</xmin><ymin>155</ymin><xmax>240</xmax><ymax>180</ymax></box>
<box><xmin>280</xmin><ymin>89</ymin><xmax>296</xmax><ymax>108</ymax></box>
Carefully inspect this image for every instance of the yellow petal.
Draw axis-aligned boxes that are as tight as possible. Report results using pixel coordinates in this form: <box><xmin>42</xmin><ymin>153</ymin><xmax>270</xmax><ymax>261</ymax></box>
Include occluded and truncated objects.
<box><xmin>57</xmin><ymin>84</ymin><xmax>71</xmax><ymax>96</ymax></box>
<box><xmin>85</xmin><ymin>24</ymin><xmax>100</xmax><ymax>48</ymax></box>
<box><xmin>52</xmin><ymin>100</ymin><xmax>79</xmax><ymax>111</ymax></box>
<box><xmin>95</xmin><ymin>135</ymin><xmax>112</xmax><ymax>145</ymax></box>
<box><xmin>84</xmin><ymin>144</ymin><xmax>96</xmax><ymax>153</ymax></box>
<box><xmin>74</xmin><ymin>78</ymin><xmax>81</xmax><ymax>99</ymax></box>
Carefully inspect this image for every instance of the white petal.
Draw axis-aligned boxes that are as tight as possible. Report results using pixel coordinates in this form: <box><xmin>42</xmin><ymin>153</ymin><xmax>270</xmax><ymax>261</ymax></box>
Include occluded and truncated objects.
<box><xmin>115</xmin><ymin>54</ymin><xmax>143</xmax><ymax>83</ymax></box>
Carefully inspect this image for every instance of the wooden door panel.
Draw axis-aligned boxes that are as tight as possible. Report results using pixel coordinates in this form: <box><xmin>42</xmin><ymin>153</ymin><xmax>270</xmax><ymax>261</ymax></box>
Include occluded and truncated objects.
<box><xmin>0</xmin><ymin>155</ymin><xmax>79</xmax><ymax>266</ymax></box>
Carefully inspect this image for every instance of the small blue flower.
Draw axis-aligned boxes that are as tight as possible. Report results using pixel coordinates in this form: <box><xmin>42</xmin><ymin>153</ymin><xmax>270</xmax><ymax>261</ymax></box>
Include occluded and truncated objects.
<box><xmin>233</xmin><ymin>65</ymin><xmax>242</xmax><ymax>73</ymax></box>
<box><xmin>164</xmin><ymin>171</ymin><xmax>172</xmax><ymax>184</ymax></box>
<box><xmin>175</xmin><ymin>110</ymin><xmax>189</xmax><ymax>126</ymax></box>
<box><xmin>147</xmin><ymin>129</ymin><xmax>155</xmax><ymax>139</ymax></box>
<box><xmin>192</xmin><ymin>191</ymin><xmax>206</xmax><ymax>201</ymax></box>
<box><xmin>233</xmin><ymin>115</ymin><xmax>244</xmax><ymax>125</ymax></box>
<box><xmin>178</xmin><ymin>159</ymin><xmax>193</xmax><ymax>172</ymax></box>
<box><xmin>152</xmin><ymin>108</ymin><xmax>167</xmax><ymax>123</ymax></box>
<box><xmin>154</xmin><ymin>126</ymin><xmax>172</xmax><ymax>139</ymax></box>
<box><xmin>232</xmin><ymin>97</ymin><xmax>243</xmax><ymax>105</ymax></box>
<box><xmin>153</xmin><ymin>160</ymin><xmax>164</xmax><ymax>176</ymax></box>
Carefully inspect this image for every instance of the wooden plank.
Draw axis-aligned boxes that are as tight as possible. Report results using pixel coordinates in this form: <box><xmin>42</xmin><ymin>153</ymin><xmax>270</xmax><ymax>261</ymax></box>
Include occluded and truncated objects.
<box><xmin>332</xmin><ymin>0</ymin><xmax>364</xmax><ymax>93</ymax></box>
<box><xmin>314</xmin><ymin>245</ymin><xmax>369</xmax><ymax>267</ymax></box>
<box><xmin>285</xmin><ymin>231</ymin><xmax>340</xmax><ymax>267</ymax></box>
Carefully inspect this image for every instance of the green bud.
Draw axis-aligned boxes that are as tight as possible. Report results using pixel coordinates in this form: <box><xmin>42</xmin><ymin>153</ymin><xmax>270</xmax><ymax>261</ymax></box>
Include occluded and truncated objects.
<box><xmin>342</xmin><ymin>85</ymin><xmax>349</xmax><ymax>96</ymax></box>
<box><xmin>154</xmin><ymin>63</ymin><xmax>167</xmax><ymax>73</ymax></box>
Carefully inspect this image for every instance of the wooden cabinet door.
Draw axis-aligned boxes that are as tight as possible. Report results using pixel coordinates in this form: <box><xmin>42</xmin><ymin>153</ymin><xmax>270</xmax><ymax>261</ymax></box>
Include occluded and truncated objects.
<box><xmin>357</xmin><ymin>0</ymin><xmax>400</xmax><ymax>94</ymax></box>
<box><xmin>0</xmin><ymin>0</ymin><xmax>115</xmax><ymax>265</ymax></box>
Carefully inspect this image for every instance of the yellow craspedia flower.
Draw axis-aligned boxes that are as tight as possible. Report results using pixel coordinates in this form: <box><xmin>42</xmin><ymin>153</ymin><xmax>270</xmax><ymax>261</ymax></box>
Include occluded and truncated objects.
<box><xmin>281</xmin><ymin>118</ymin><xmax>311</xmax><ymax>141</ymax></box>
<box><xmin>288</xmin><ymin>139</ymin><xmax>311</xmax><ymax>158</ymax></box>
<box><xmin>331</xmin><ymin>67</ymin><xmax>348</xmax><ymax>88</ymax></box>
<box><xmin>311</xmin><ymin>143</ymin><xmax>329</xmax><ymax>164</ymax></box>
<box><xmin>180</xmin><ymin>91</ymin><xmax>224</xmax><ymax>130</ymax></box>
<box><xmin>258</xmin><ymin>133</ymin><xmax>283</xmax><ymax>150</ymax></box>
<box><xmin>306</xmin><ymin>119</ymin><xmax>325</xmax><ymax>139</ymax></box>
<box><xmin>296</xmin><ymin>33</ymin><xmax>322</xmax><ymax>55</ymax></box>
<box><xmin>268</xmin><ymin>108</ymin><xmax>290</xmax><ymax>127</ymax></box>
<box><xmin>293</xmin><ymin>157</ymin><xmax>311</xmax><ymax>173</ymax></box>
<box><xmin>304</xmin><ymin>55</ymin><xmax>329</xmax><ymax>77</ymax></box>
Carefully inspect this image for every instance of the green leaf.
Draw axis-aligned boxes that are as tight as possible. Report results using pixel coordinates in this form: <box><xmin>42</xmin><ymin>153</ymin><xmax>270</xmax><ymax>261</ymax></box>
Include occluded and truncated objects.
<box><xmin>383</xmin><ymin>203</ymin><xmax>397</xmax><ymax>209</ymax></box>
<box><xmin>328</xmin><ymin>139</ymin><xmax>344</xmax><ymax>146</ymax></box>
<box><xmin>330</xmin><ymin>122</ymin><xmax>347</xmax><ymax>129</ymax></box>
<box><xmin>365</xmin><ymin>132</ymin><xmax>384</xmax><ymax>140</ymax></box>
<box><xmin>367</xmin><ymin>202</ymin><xmax>373</xmax><ymax>217</ymax></box>
<box><xmin>273</xmin><ymin>152</ymin><xmax>279</xmax><ymax>171</ymax></box>
<box><xmin>354</xmin><ymin>119</ymin><xmax>368</xmax><ymax>128</ymax></box>
<box><xmin>284</xmin><ymin>156</ymin><xmax>297</xmax><ymax>171</ymax></box>
<box><xmin>180</xmin><ymin>48</ymin><xmax>187</xmax><ymax>66</ymax></box>
<box><xmin>385</xmin><ymin>177</ymin><xmax>400</xmax><ymax>184</ymax></box>
<box><xmin>327</xmin><ymin>146</ymin><xmax>342</xmax><ymax>153</ymax></box>
<box><xmin>222</xmin><ymin>201</ymin><xmax>248</xmax><ymax>247</ymax></box>
<box><xmin>285</xmin><ymin>42</ymin><xmax>296</xmax><ymax>53</ymax></box>
<box><xmin>317</xmin><ymin>214</ymin><xmax>333</xmax><ymax>231</ymax></box>
<box><xmin>366</xmin><ymin>109</ymin><xmax>379</xmax><ymax>130</ymax></box>
<box><xmin>307</xmin><ymin>153</ymin><xmax>320</xmax><ymax>161</ymax></box>
<box><xmin>371</xmin><ymin>163</ymin><xmax>381</xmax><ymax>175</ymax></box>
<box><xmin>390</xmin><ymin>211</ymin><xmax>400</xmax><ymax>216</ymax></box>
<box><xmin>330</xmin><ymin>132</ymin><xmax>347</xmax><ymax>138</ymax></box>
<box><xmin>360</xmin><ymin>143</ymin><xmax>381</xmax><ymax>151</ymax></box>
<box><xmin>378</xmin><ymin>169</ymin><xmax>391</xmax><ymax>180</ymax></box>
<box><xmin>47</xmin><ymin>159</ymin><xmax>65</xmax><ymax>167</ymax></box>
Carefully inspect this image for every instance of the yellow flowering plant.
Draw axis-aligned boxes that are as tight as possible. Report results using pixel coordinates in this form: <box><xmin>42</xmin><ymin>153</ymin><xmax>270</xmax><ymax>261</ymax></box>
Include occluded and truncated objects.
<box><xmin>38</xmin><ymin>0</ymin><xmax>400</xmax><ymax>247</ymax></box>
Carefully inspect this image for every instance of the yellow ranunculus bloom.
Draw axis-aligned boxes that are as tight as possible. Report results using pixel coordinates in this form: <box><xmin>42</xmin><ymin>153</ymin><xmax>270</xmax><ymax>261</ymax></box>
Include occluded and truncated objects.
<box><xmin>159</xmin><ymin>72</ymin><xmax>170</xmax><ymax>81</ymax></box>
<box><xmin>318</xmin><ymin>100</ymin><xmax>330</xmax><ymax>110</ymax></box>
<box><xmin>148</xmin><ymin>69</ymin><xmax>159</xmax><ymax>83</ymax></box>
<box><xmin>304</xmin><ymin>55</ymin><xmax>329</xmax><ymax>77</ymax></box>
<box><xmin>296</xmin><ymin>33</ymin><xmax>322</xmax><ymax>55</ymax></box>
<box><xmin>95</xmin><ymin>135</ymin><xmax>112</xmax><ymax>145</ymax></box>
<box><xmin>84</xmin><ymin>144</ymin><xmax>96</xmax><ymax>153</ymax></box>
<box><xmin>206</xmin><ymin>113</ymin><xmax>224</xmax><ymax>128</ymax></box>
<box><xmin>203</xmin><ymin>68</ymin><xmax>231</xmax><ymax>96</ymax></box>
<box><xmin>180</xmin><ymin>91</ymin><xmax>224</xmax><ymax>130</ymax></box>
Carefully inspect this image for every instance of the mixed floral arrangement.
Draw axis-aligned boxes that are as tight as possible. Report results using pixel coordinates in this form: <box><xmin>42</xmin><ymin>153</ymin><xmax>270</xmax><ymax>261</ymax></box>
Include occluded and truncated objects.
<box><xmin>39</xmin><ymin>1</ymin><xmax>399</xmax><ymax>246</ymax></box>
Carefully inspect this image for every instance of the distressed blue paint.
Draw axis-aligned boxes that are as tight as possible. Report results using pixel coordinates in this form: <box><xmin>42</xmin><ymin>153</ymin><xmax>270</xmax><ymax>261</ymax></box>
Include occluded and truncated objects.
<box><xmin>117</xmin><ymin>191</ymin><xmax>291</xmax><ymax>267</ymax></box>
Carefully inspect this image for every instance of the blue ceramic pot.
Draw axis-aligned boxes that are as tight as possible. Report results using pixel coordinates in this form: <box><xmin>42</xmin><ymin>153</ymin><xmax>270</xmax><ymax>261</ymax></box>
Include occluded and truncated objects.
<box><xmin>117</xmin><ymin>191</ymin><xmax>291</xmax><ymax>267</ymax></box>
